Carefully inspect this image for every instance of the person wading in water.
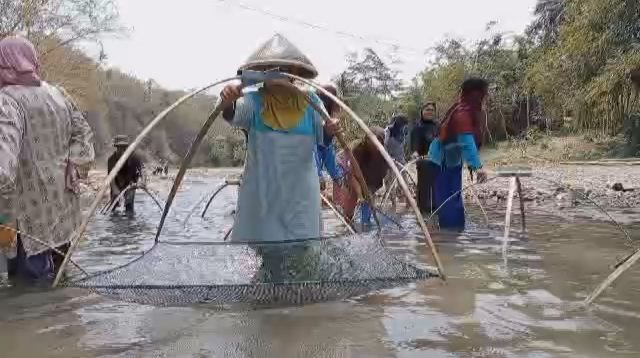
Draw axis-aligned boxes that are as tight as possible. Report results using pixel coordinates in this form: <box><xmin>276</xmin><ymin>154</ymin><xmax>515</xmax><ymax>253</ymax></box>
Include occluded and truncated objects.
<box><xmin>384</xmin><ymin>114</ymin><xmax>409</xmax><ymax>212</ymax></box>
<box><xmin>107</xmin><ymin>135</ymin><xmax>145</xmax><ymax>214</ymax></box>
<box><xmin>219</xmin><ymin>34</ymin><xmax>339</xmax><ymax>243</ymax></box>
<box><xmin>411</xmin><ymin>102</ymin><xmax>439</xmax><ymax>214</ymax></box>
<box><xmin>0</xmin><ymin>36</ymin><xmax>95</xmax><ymax>285</ymax></box>
<box><xmin>428</xmin><ymin>78</ymin><xmax>489</xmax><ymax>231</ymax></box>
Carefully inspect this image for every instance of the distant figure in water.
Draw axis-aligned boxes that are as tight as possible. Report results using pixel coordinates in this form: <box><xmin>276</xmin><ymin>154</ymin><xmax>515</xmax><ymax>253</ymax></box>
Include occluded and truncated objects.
<box><xmin>383</xmin><ymin>114</ymin><xmax>409</xmax><ymax>212</ymax></box>
<box><xmin>107</xmin><ymin>135</ymin><xmax>144</xmax><ymax>214</ymax></box>
<box><xmin>220</xmin><ymin>34</ymin><xmax>339</xmax><ymax>242</ymax></box>
<box><xmin>334</xmin><ymin>126</ymin><xmax>389</xmax><ymax>226</ymax></box>
<box><xmin>428</xmin><ymin>78</ymin><xmax>489</xmax><ymax>231</ymax></box>
<box><xmin>0</xmin><ymin>36</ymin><xmax>95</xmax><ymax>285</ymax></box>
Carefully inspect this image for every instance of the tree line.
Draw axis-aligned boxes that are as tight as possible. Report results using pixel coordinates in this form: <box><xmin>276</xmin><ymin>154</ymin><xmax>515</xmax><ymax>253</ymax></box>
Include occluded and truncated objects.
<box><xmin>334</xmin><ymin>0</ymin><xmax>640</xmax><ymax>152</ymax></box>
<box><xmin>2</xmin><ymin>0</ymin><xmax>639</xmax><ymax>165</ymax></box>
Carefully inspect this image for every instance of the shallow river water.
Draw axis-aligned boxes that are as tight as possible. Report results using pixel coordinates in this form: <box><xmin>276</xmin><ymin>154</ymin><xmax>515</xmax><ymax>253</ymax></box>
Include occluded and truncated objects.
<box><xmin>1</xmin><ymin>170</ymin><xmax>640</xmax><ymax>357</ymax></box>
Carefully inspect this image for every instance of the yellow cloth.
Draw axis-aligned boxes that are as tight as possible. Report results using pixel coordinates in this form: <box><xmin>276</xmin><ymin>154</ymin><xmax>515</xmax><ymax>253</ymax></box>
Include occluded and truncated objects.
<box><xmin>261</xmin><ymin>87</ymin><xmax>307</xmax><ymax>130</ymax></box>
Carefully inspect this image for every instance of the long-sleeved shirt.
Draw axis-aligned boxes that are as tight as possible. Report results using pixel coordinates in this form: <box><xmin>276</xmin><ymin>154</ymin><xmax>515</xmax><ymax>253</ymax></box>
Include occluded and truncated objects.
<box><xmin>427</xmin><ymin>105</ymin><xmax>482</xmax><ymax>170</ymax></box>
<box><xmin>107</xmin><ymin>151</ymin><xmax>143</xmax><ymax>189</ymax></box>
<box><xmin>0</xmin><ymin>82</ymin><xmax>94</xmax><ymax>257</ymax></box>
<box><xmin>410</xmin><ymin>120</ymin><xmax>438</xmax><ymax>156</ymax></box>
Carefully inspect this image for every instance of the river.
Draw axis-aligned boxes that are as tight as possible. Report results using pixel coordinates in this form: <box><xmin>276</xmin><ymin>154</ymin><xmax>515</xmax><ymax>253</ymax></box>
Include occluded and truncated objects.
<box><xmin>1</xmin><ymin>170</ymin><xmax>639</xmax><ymax>357</ymax></box>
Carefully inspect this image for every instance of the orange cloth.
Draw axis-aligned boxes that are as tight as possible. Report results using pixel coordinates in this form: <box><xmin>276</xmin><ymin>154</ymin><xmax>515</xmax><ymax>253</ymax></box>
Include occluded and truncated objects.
<box><xmin>0</xmin><ymin>219</ymin><xmax>17</xmax><ymax>250</ymax></box>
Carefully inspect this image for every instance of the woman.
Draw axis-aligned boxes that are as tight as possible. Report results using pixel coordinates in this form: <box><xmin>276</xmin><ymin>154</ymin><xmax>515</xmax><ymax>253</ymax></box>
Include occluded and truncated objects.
<box><xmin>383</xmin><ymin>114</ymin><xmax>408</xmax><ymax>211</ymax></box>
<box><xmin>220</xmin><ymin>34</ymin><xmax>339</xmax><ymax>243</ymax></box>
<box><xmin>334</xmin><ymin>126</ymin><xmax>389</xmax><ymax>225</ymax></box>
<box><xmin>0</xmin><ymin>36</ymin><xmax>95</xmax><ymax>284</ymax></box>
<box><xmin>428</xmin><ymin>78</ymin><xmax>488</xmax><ymax>231</ymax></box>
<box><xmin>410</xmin><ymin>102</ymin><xmax>439</xmax><ymax>214</ymax></box>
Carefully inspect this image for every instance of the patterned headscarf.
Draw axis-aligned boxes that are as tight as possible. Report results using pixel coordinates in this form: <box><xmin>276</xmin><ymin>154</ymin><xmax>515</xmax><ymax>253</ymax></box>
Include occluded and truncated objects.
<box><xmin>0</xmin><ymin>36</ymin><xmax>41</xmax><ymax>88</ymax></box>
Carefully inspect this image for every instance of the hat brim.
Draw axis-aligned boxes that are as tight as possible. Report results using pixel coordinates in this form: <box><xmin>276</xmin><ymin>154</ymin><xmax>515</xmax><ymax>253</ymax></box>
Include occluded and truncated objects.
<box><xmin>239</xmin><ymin>60</ymin><xmax>318</xmax><ymax>79</ymax></box>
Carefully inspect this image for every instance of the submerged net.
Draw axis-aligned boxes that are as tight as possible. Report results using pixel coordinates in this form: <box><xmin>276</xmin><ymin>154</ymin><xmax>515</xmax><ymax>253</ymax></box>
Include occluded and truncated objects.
<box><xmin>68</xmin><ymin>233</ymin><xmax>436</xmax><ymax>306</ymax></box>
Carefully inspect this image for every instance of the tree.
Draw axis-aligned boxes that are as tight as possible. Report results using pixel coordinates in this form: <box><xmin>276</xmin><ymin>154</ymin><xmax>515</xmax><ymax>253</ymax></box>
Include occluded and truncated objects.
<box><xmin>527</xmin><ymin>0</ymin><xmax>567</xmax><ymax>46</ymax></box>
<box><xmin>0</xmin><ymin>0</ymin><xmax>125</xmax><ymax>55</ymax></box>
<box><xmin>331</xmin><ymin>48</ymin><xmax>402</xmax><ymax>140</ymax></box>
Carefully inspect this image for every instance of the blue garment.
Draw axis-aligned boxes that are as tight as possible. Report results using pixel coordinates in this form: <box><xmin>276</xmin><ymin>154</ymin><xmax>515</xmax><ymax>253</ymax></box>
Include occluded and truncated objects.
<box><xmin>428</xmin><ymin>133</ymin><xmax>482</xmax><ymax>231</ymax></box>
<box><xmin>428</xmin><ymin>134</ymin><xmax>482</xmax><ymax>170</ymax></box>
<box><xmin>224</xmin><ymin>88</ymin><xmax>324</xmax><ymax>242</ymax></box>
<box><xmin>315</xmin><ymin>143</ymin><xmax>343</xmax><ymax>180</ymax></box>
<box><xmin>434</xmin><ymin>165</ymin><xmax>465</xmax><ymax>230</ymax></box>
<box><xmin>360</xmin><ymin>202</ymin><xmax>372</xmax><ymax>225</ymax></box>
<box><xmin>7</xmin><ymin>237</ymin><xmax>55</xmax><ymax>285</ymax></box>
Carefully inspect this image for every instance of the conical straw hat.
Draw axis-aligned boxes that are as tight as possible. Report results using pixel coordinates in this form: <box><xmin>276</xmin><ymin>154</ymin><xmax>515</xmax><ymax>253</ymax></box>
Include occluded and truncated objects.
<box><xmin>238</xmin><ymin>33</ymin><xmax>318</xmax><ymax>79</ymax></box>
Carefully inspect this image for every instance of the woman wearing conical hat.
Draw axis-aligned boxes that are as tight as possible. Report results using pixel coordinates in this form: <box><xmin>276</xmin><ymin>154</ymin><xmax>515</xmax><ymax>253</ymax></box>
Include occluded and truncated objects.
<box><xmin>220</xmin><ymin>34</ymin><xmax>339</xmax><ymax>242</ymax></box>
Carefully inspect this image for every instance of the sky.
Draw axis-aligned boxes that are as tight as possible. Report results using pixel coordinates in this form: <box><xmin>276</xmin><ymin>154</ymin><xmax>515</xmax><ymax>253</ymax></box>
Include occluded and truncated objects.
<box><xmin>97</xmin><ymin>0</ymin><xmax>537</xmax><ymax>91</ymax></box>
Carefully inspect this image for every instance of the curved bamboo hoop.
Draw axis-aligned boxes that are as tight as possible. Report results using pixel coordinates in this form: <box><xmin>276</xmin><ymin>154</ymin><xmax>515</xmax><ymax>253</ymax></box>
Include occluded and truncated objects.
<box><xmin>103</xmin><ymin>184</ymin><xmax>164</xmax><ymax>213</ymax></box>
<box><xmin>52</xmin><ymin>76</ymin><xmax>240</xmax><ymax>287</ymax></box>
<box><xmin>223</xmin><ymin>226</ymin><xmax>233</xmax><ymax>241</ymax></box>
<box><xmin>100</xmin><ymin>183</ymin><xmax>134</xmax><ymax>214</ymax></box>
<box><xmin>201</xmin><ymin>182</ymin><xmax>237</xmax><ymax>218</ymax></box>
<box><xmin>288</xmin><ymin>74</ymin><xmax>445</xmax><ymax>280</ymax></box>
<box><xmin>381</xmin><ymin>156</ymin><xmax>425</xmax><ymax>205</ymax></box>
<box><xmin>181</xmin><ymin>184</ymin><xmax>228</xmax><ymax>228</ymax></box>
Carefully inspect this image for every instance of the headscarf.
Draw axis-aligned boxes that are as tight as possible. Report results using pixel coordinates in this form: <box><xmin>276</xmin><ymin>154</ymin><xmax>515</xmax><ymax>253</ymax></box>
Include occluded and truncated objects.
<box><xmin>419</xmin><ymin>102</ymin><xmax>437</xmax><ymax>122</ymax></box>
<box><xmin>437</xmin><ymin>95</ymin><xmax>484</xmax><ymax>148</ymax></box>
<box><xmin>0</xmin><ymin>36</ymin><xmax>41</xmax><ymax>88</ymax></box>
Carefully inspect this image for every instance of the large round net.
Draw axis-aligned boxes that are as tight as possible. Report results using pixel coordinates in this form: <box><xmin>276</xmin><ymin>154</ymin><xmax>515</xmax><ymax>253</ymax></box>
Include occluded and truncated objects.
<box><xmin>68</xmin><ymin>233</ymin><xmax>436</xmax><ymax>307</ymax></box>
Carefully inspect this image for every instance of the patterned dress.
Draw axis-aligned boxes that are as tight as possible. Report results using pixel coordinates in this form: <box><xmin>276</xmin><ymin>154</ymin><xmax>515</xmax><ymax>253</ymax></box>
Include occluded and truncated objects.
<box><xmin>0</xmin><ymin>82</ymin><xmax>95</xmax><ymax>258</ymax></box>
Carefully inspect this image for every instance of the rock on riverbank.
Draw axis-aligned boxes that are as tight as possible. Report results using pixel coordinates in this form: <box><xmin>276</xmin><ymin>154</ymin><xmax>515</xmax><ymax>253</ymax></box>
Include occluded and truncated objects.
<box><xmin>468</xmin><ymin>165</ymin><xmax>640</xmax><ymax>209</ymax></box>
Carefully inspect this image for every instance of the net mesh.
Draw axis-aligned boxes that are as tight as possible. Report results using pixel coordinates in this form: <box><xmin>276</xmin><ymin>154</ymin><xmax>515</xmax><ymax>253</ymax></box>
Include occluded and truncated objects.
<box><xmin>68</xmin><ymin>234</ymin><xmax>435</xmax><ymax>306</ymax></box>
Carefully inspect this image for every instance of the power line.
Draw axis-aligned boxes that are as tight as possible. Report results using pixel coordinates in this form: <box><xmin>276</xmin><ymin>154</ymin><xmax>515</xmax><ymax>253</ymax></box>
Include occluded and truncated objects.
<box><xmin>216</xmin><ymin>0</ymin><xmax>432</xmax><ymax>55</ymax></box>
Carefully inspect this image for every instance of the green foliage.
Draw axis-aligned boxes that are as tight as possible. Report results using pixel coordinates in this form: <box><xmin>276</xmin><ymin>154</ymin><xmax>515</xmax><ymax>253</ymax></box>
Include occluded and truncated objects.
<box><xmin>526</xmin><ymin>0</ymin><xmax>640</xmax><ymax>135</ymax></box>
<box><xmin>332</xmin><ymin>48</ymin><xmax>402</xmax><ymax>141</ymax></box>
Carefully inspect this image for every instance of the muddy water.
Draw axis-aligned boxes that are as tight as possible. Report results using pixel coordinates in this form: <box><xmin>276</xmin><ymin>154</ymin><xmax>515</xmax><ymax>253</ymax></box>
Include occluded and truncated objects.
<box><xmin>1</xmin><ymin>171</ymin><xmax>640</xmax><ymax>357</ymax></box>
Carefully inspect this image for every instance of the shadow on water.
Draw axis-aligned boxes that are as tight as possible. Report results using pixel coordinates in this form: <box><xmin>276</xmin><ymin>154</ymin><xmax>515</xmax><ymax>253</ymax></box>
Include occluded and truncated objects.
<box><xmin>1</xmin><ymin>170</ymin><xmax>640</xmax><ymax>357</ymax></box>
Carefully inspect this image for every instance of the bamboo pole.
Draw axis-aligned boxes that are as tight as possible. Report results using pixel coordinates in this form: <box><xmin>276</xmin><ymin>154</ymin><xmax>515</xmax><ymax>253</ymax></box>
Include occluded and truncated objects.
<box><xmin>585</xmin><ymin>248</ymin><xmax>640</xmax><ymax>306</ymax></box>
<box><xmin>52</xmin><ymin>76</ymin><xmax>240</xmax><ymax>288</ymax></box>
<box><xmin>321</xmin><ymin>193</ymin><xmax>357</xmax><ymax>235</ymax></box>
<box><xmin>515</xmin><ymin>177</ymin><xmax>527</xmax><ymax>234</ymax></box>
<box><xmin>154</xmin><ymin>102</ymin><xmax>227</xmax><ymax>243</ymax></box>
<box><xmin>200</xmin><ymin>183</ymin><xmax>231</xmax><ymax>219</ymax></box>
<box><xmin>501</xmin><ymin>177</ymin><xmax>517</xmax><ymax>264</ymax></box>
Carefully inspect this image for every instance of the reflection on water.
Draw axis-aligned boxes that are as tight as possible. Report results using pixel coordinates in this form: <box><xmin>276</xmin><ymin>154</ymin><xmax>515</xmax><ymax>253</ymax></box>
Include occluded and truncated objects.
<box><xmin>1</xmin><ymin>170</ymin><xmax>640</xmax><ymax>357</ymax></box>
